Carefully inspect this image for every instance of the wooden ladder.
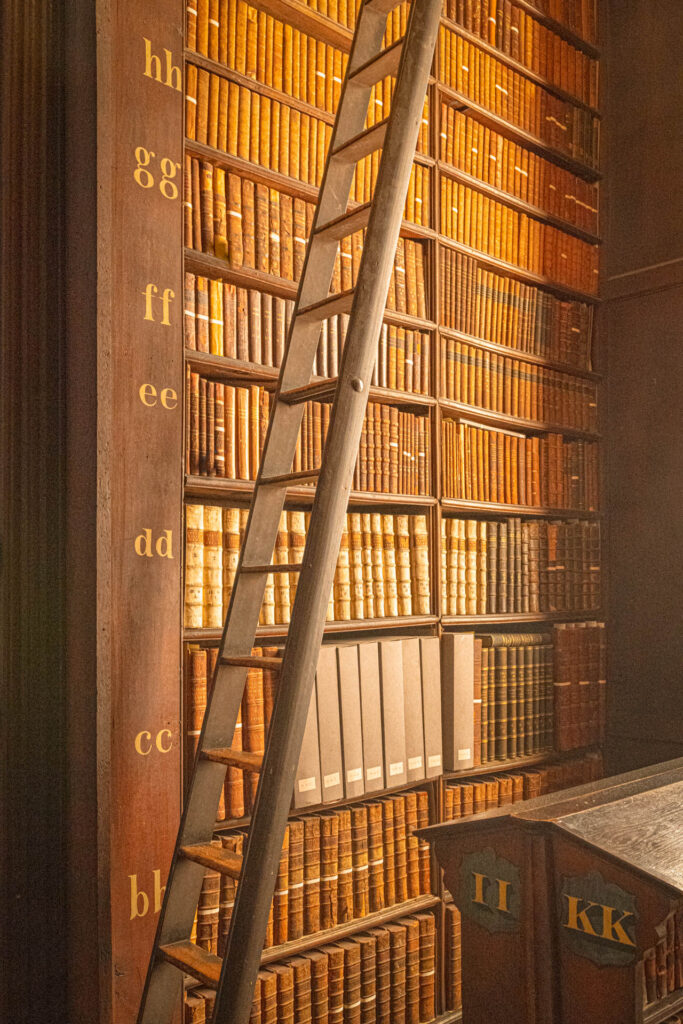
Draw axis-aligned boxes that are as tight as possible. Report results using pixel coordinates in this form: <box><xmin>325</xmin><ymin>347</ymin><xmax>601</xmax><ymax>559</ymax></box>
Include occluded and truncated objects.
<box><xmin>138</xmin><ymin>1</ymin><xmax>442</xmax><ymax>1020</ymax></box>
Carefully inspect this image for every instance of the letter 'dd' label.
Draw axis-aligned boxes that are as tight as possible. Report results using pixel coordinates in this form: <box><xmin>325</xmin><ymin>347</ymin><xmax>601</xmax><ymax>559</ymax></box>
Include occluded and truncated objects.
<box><xmin>560</xmin><ymin>872</ymin><xmax>637</xmax><ymax>966</ymax></box>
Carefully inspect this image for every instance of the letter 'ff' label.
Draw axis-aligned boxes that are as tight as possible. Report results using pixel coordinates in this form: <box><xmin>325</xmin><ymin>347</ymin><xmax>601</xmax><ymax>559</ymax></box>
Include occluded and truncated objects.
<box><xmin>560</xmin><ymin>872</ymin><xmax>637</xmax><ymax>966</ymax></box>
<box><xmin>460</xmin><ymin>848</ymin><xmax>521</xmax><ymax>933</ymax></box>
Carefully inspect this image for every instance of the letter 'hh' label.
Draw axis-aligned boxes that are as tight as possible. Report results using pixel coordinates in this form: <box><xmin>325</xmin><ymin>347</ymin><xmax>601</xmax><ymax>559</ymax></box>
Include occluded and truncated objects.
<box><xmin>460</xmin><ymin>848</ymin><xmax>521</xmax><ymax>933</ymax></box>
<box><xmin>560</xmin><ymin>872</ymin><xmax>637</xmax><ymax>966</ymax></box>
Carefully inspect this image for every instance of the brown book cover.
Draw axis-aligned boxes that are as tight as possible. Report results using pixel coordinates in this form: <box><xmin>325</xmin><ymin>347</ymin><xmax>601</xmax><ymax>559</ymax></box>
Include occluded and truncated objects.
<box><xmin>351</xmin><ymin>805</ymin><xmax>370</xmax><ymax>919</ymax></box>
<box><xmin>336</xmin><ymin>809</ymin><xmax>354</xmax><ymax>923</ymax></box>
<box><xmin>387</xmin><ymin>923</ymin><xmax>408</xmax><ymax>1024</ymax></box>
<box><xmin>319</xmin><ymin>813</ymin><xmax>339</xmax><ymax>931</ymax></box>
<box><xmin>370</xmin><ymin>927</ymin><xmax>391</xmax><ymax>1024</ymax></box>
<box><xmin>303</xmin><ymin>816</ymin><xmax>321</xmax><ymax>936</ymax></box>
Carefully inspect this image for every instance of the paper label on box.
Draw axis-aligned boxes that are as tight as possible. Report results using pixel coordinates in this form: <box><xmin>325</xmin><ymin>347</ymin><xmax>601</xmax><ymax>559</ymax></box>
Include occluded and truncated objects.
<box><xmin>323</xmin><ymin>772</ymin><xmax>340</xmax><ymax>789</ymax></box>
<box><xmin>457</xmin><ymin>748</ymin><xmax>472</xmax><ymax>761</ymax></box>
<box><xmin>389</xmin><ymin>761</ymin><xmax>404</xmax><ymax>777</ymax></box>
<box><xmin>346</xmin><ymin>768</ymin><xmax>363</xmax><ymax>783</ymax></box>
<box><xmin>428</xmin><ymin>755</ymin><xmax>442</xmax><ymax>768</ymax></box>
<box><xmin>366</xmin><ymin>765</ymin><xmax>382</xmax><ymax>781</ymax></box>
<box><xmin>408</xmin><ymin>756</ymin><xmax>423</xmax><ymax>770</ymax></box>
<box><xmin>298</xmin><ymin>776</ymin><xmax>317</xmax><ymax>793</ymax></box>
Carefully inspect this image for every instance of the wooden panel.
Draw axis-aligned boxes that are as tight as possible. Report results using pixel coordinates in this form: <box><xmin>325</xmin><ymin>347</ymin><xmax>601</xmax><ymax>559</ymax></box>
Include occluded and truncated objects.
<box><xmin>605</xmin><ymin>0</ymin><xmax>683</xmax><ymax>277</ymax></box>
<box><xmin>0</xmin><ymin>1</ymin><xmax>67</xmax><ymax>1021</ymax></box>
<box><xmin>99</xmin><ymin>6</ymin><xmax>184</xmax><ymax>1021</ymax></box>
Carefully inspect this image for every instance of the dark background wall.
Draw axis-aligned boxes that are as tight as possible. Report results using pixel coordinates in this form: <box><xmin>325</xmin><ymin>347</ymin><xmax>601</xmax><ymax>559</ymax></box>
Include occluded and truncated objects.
<box><xmin>604</xmin><ymin>0</ymin><xmax>683</xmax><ymax>771</ymax></box>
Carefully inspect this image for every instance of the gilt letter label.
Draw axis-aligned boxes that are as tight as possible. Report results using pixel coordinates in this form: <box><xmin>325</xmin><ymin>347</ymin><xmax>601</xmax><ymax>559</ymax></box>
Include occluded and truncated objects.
<box><xmin>560</xmin><ymin>872</ymin><xmax>637</xmax><ymax>966</ymax></box>
<box><xmin>461</xmin><ymin>848</ymin><xmax>521</xmax><ymax>933</ymax></box>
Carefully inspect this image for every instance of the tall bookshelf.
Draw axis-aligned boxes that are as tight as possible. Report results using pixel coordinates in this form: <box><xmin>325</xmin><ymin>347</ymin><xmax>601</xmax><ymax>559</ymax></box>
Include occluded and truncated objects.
<box><xmin>178</xmin><ymin>2</ymin><xmax>604</xmax><ymax>1023</ymax></box>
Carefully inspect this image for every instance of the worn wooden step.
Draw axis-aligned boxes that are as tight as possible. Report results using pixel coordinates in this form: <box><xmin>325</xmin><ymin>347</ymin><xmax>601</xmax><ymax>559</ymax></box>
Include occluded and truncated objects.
<box><xmin>259</xmin><ymin>468</ymin><xmax>321</xmax><ymax>486</ymax></box>
<box><xmin>279</xmin><ymin>378</ymin><xmax>339</xmax><ymax>405</ymax></box>
<box><xmin>241</xmin><ymin>562</ymin><xmax>305</xmax><ymax>574</ymax></box>
<box><xmin>181</xmin><ymin>842</ymin><xmax>244</xmax><ymax>878</ymax></box>
<box><xmin>349</xmin><ymin>38</ymin><xmax>403</xmax><ymax>86</ymax></box>
<box><xmin>364</xmin><ymin>0</ymin><xmax>406</xmax><ymax>12</ymax></box>
<box><xmin>316</xmin><ymin>203</ymin><xmax>372</xmax><ymax>242</ymax></box>
<box><xmin>220</xmin><ymin>655</ymin><xmax>284</xmax><ymax>670</ymax></box>
<box><xmin>297</xmin><ymin>290</ymin><xmax>354</xmax><ymax>323</ymax></box>
<box><xmin>159</xmin><ymin>940</ymin><xmax>222</xmax><ymax>988</ymax></box>
<box><xmin>332</xmin><ymin>120</ymin><xmax>387</xmax><ymax>164</ymax></box>
<box><xmin>201</xmin><ymin>747</ymin><xmax>264</xmax><ymax>771</ymax></box>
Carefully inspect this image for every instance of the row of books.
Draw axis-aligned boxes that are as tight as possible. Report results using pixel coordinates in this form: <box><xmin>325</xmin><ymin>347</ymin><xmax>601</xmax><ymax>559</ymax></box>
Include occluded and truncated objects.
<box><xmin>443</xmin><ymin>749</ymin><xmax>604</xmax><ymax>819</ymax></box>
<box><xmin>440</xmin><ymin>250</ymin><xmax>594</xmax><ymax>369</ymax></box>
<box><xmin>184</xmin><ymin>507</ymin><xmax>432</xmax><ymax>629</ymax></box>
<box><xmin>440</xmin><ymin>177</ymin><xmax>599</xmax><ymax>294</ymax></box>
<box><xmin>553</xmin><ymin>620</ymin><xmax>606</xmax><ymax>751</ymax></box>
<box><xmin>440</xmin><ymin>421</ymin><xmax>600</xmax><ymax>510</ymax></box>
<box><xmin>186</xmin><ymin>377</ymin><xmax>432</xmax><ymax>494</ymax></box>
<box><xmin>185</xmin><ymin>68</ymin><xmax>432</xmax><ymax>222</ymax></box>
<box><xmin>185</xmin><ymin>637</ymin><xmax>443</xmax><ymax>817</ymax></box>
<box><xmin>185</xmin><ymin>161</ymin><xmax>430</xmax><ymax>315</ymax></box>
<box><xmin>193</xmin><ymin>792</ymin><xmax>431</xmax><ymax>954</ymax></box>
<box><xmin>440</xmin><ymin>336</ymin><xmax>599</xmax><ymax>430</ymax></box>
<box><xmin>183</xmin><ymin>273</ymin><xmax>431</xmax><ymax>391</ymax></box>
<box><xmin>439</xmin><ymin>31</ymin><xmax>599</xmax><ymax>168</ymax></box>
<box><xmin>642</xmin><ymin>918</ymin><xmax>683</xmax><ymax>1009</ymax></box>
<box><xmin>440</xmin><ymin>107</ymin><xmax>599</xmax><ymax>234</ymax></box>
<box><xmin>442</xmin><ymin>0</ymin><xmax>599</xmax><ymax>108</ymax></box>
<box><xmin>440</xmin><ymin>516</ymin><xmax>601</xmax><ymax>615</ymax></box>
<box><xmin>185</xmin><ymin>910</ymin><xmax>439</xmax><ymax>1024</ymax></box>
<box><xmin>522</xmin><ymin>0</ymin><xmax>598</xmax><ymax>46</ymax></box>
<box><xmin>444</xmin><ymin>904</ymin><xmax>462</xmax><ymax>1013</ymax></box>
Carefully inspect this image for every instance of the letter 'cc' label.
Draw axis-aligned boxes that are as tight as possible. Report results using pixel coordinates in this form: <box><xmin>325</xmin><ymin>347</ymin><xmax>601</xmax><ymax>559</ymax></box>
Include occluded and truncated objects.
<box><xmin>460</xmin><ymin>848</ymin><xmax>521</xmax><ymax>933</ymax></box>
<box><xmin>560</xmin><ymin>872</ymin><xmax>637</xmax><ymax>966</ymax></box>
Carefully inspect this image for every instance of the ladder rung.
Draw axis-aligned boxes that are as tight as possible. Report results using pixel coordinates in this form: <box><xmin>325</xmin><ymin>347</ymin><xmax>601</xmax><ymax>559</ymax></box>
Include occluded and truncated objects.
<box><xmin>349</xmin><ymin>39</ymin><xmax>404</xmax><ymax>86</ymax></box>
<box><xmin>181</xmin><ymin>842</ymin><xmax>244</xmax><ymax>878</ymax></box>
<box><xmin>260</xmin><ymin>468</ymin><xmax>321</xmax><ymax>486</ymax></box>
<box><xmin>332</xmin><ymin>120</ymin><xmax>387</xmax><ymax>164</ymax></box>
<box><xmin>279</xmin><ymin>378</ymin><xmax>339</xmax><ymax>405</ymax></box>
<box><xmin>297</xmin><ymin>290</ymin><xmax>354</xmax><ymax>323</ymax></box>
<box><xmin>241</xmin><ymin>562</ymin><xmax>305</xmax><ymax>574</ymax></box>
<box><xmin>159</xmin><ymin>940</ymin><xmax>222</xmax><ymax>988</ymax></box>
<box><xmin>316</xmin><ymin>203</ymin><xmax>372</xmax><ymax>242</ymax></box>
<box><xmin>364</xmin><ymin>0</ymin><xmax>405</xmax><ymax>11</ymax></box>
<box><xmin>220</xmin><ymin>655</ymin><xmax>284</xmax><ymax>670</ymax></box>
<box><xmin>201</xmin><ymin>747</ymin><xmax>264</xmax><ymax>771</ymax></box>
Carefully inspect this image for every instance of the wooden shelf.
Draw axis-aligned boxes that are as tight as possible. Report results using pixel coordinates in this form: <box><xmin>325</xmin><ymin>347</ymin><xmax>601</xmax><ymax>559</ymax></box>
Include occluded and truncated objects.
<box><xmin>440</xmin><ymin>498</ymin><xmax>600</xmax><ymax>519</ymax></box>
<box><xmin>185</xmin><ymin>615</ymin><xmax>440</xmax><ymax>643</ymax></box>
<box><xmin>185</xmin><ymin>51</ymin><xmax>337</xmax><ymax>125</ymax></box>
<box><xmin>442</xmin><ymin>610</ymin><xmax>604</xmax><ymax>627</ymax></box>
<box><xmin>438</xmin><ymin>326</ymin><xmax>600</xmax><ymax>381</ymax></box>
<box><xmin>437</xmin><ymin>82</ymin><xmax>600</xmax><ymax>183</ymax></box>
<box><xmin>510</xmin><ymin>0</ymin><xmax>600</xmax><ymax>60</ymax></box>
<box><xmin>441</xmin><ymin>746</ymin><xmax>601</xmax><ymax>781</ymax></box>
<box><xmin>257</xmin><ymin>895</ymin><xmax>442</xmax><ymax>966</ymax></box>
<box><xmin>185</xmin><ymin>138</ymin><xmax>435</xmax><ymax>240</ymax></box>
<box><xmin>184</xmin><ymin>250</ymin><xmax>437</xmax><ymax>331</ymax></box>
<box><xmin>185</xmin><ymin>474</ymin><xmax>437</xmax><ymax>509</ymax></box>
<box><xmin>440</xmin><ymin>17</ymin><xmax>601</xmax><ymax>119</ymax></box>
<box><xmin>246</xmin><ymin>0</ymin><xmax>354</xmax><ymax>52</ymax></box>
<box><xmin>437</xmin><ymin>234</ymin><xmax>599</xmax><ymax>306</ymax></box>
<box><xmin>437</xmin><ymin>161</ymin><xmax>600</xmax><ymax>246</ymax></box>
<box><xmin>184</xmin><ymin>352</ymin><xmax>437</xmax><ymax>405</ymax></box>
<box><xmin>439</xmin><ymin>397</ymin><xmax>600</xmax><ymax>440</ymax></box>
<box><xmin>643</xmin><ymin>991</ymin><xmax>683</xmax><ymax>1024</ymax></box>
<box><xmin>215</xmin><ymin>776</ymin><xmax>441</xmax><ymax>832</ymax></box>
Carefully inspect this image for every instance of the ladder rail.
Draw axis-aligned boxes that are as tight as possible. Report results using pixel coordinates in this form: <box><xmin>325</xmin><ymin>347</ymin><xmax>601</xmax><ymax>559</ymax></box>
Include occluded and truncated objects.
<box><xmin>214</xmin><ymin>2</ymin><xmax>442</xmax><ymax>1022</ymax></box>
<box><xmin>137</xmin><ymin>1</ymin><xmax>441</xmax><ymax>1020</ymax></box>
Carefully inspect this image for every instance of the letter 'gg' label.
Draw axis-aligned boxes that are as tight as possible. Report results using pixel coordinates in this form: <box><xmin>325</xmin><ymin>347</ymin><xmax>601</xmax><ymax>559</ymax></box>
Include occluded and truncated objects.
<box><xmin>560</xmin><ymin>872</ymin><xmax>637</xmax><ymax>966</ymax></box>
<box><xmin>460</xmin><ymin>848</ymin><xmax>521</xmax><ymax>933</ymax></box>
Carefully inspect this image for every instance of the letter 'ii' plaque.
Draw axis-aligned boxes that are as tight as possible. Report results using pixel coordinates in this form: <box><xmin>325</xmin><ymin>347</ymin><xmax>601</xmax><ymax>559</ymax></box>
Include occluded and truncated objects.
<box><xmin>461</xmin><ymin>847</ymin><xmax>521</xmax><ymax>933</ymax></box>
<box><xmin>560</xmin><ymin>871</ymin><xmax>637</xmax><ymax>966</ymax></box>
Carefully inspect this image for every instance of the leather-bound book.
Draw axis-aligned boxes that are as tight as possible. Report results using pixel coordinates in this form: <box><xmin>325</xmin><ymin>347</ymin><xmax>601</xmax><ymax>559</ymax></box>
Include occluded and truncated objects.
<box><xmin>348</xmin><ymin>516</ymin><xmax>365</xmax><ymax>621</ymax></box>
<box><xmin>351</xmin><ymin>806</ymin><xmax>370</xmax><ymax>919</ymax></box>
<box><xmin>196</xmin><ymin>852</ymin><xmax>221</xmax><ymax>953</ymax></box>
<box><xmin>269</xmin><ymin>964</ymin><xmax>295</xmax><ymax>1024</ymax></box>
<box><xmin>213</xmin><ymin>168</ymin><xmax>228</xmax><ymax>260</ymax></box>
<box><xmin>202</xmin><ymin>505</ymin><xmax>223</xmax><ymax>629</ymax></box>
<box><xmin>286</xmin><ymin>819</ymin><xmax>305</xmax><ymax>942</ymax></box>
<box><xmin>409</xmin><ymin>516</ymin><xmax>430</xmax><ymax>615</ymax></box>
<box><xmin>336</xmin><ymin>808</ymin><xmax>354</xmax><ymax>923</ymax></box>
<box><xmin>260</xmin><ymin>968</ymin><xmax>278</xmax><ymax>1024</ymax></box>
<box><xmin>319</xmin><ymin>813</ymin><xmax>339</xmax><ymax>931</ymax></box>
<box><xmin>304</xmin><ymin>950</ymin><xmax>329</xmax><ymax>1024</ymax></box>
<box><xmin>416</xmin><ymin>912</ymin><xmax>436</xmax><ymax>1022</ymax></box>
<box><xmin>227</xmin><ymin>173</ymin><xmax>243</xmax><ymax>266</ymax></box>
<box><xmin>321</xmin><ymin>945</ymin><xmax>344</xmax><ymax>1024</ymax></box>
<box><xmin>392</xmin><ymin>795</ymin><xmax>409</xmax><ymax>905</ymax></box>
<box><xmin>415</xmin><ymin>790</ymin><xmax>431</xmax><ymax>894</ymax></box>
<box><xmin>218</xmin><ymin>833</ymin><xmax>243</xmax><ymax>954</ymax></box>
<box><xmin>387</xmin><ymin>923</ymin><xmax>408</xmax><ymax>1024</ymax></box>
<box><xmin>399</xmin><ymin>916</ymin><xmax>420</xmax><ymax>1024</ymax></box>
<box><xmin>404</xmin><ymin>794</ymin><xmax>421</xmax><ymax>900</ymax></box>
<box><xmin>303</xmin><ymin>816</ymin><xmax>321</xmax><ymax>936</ymax></box>
<box><xmin>268</xmin><ymin>188</ymin><xmax>281</xmax><ymax>278</ymax></box>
